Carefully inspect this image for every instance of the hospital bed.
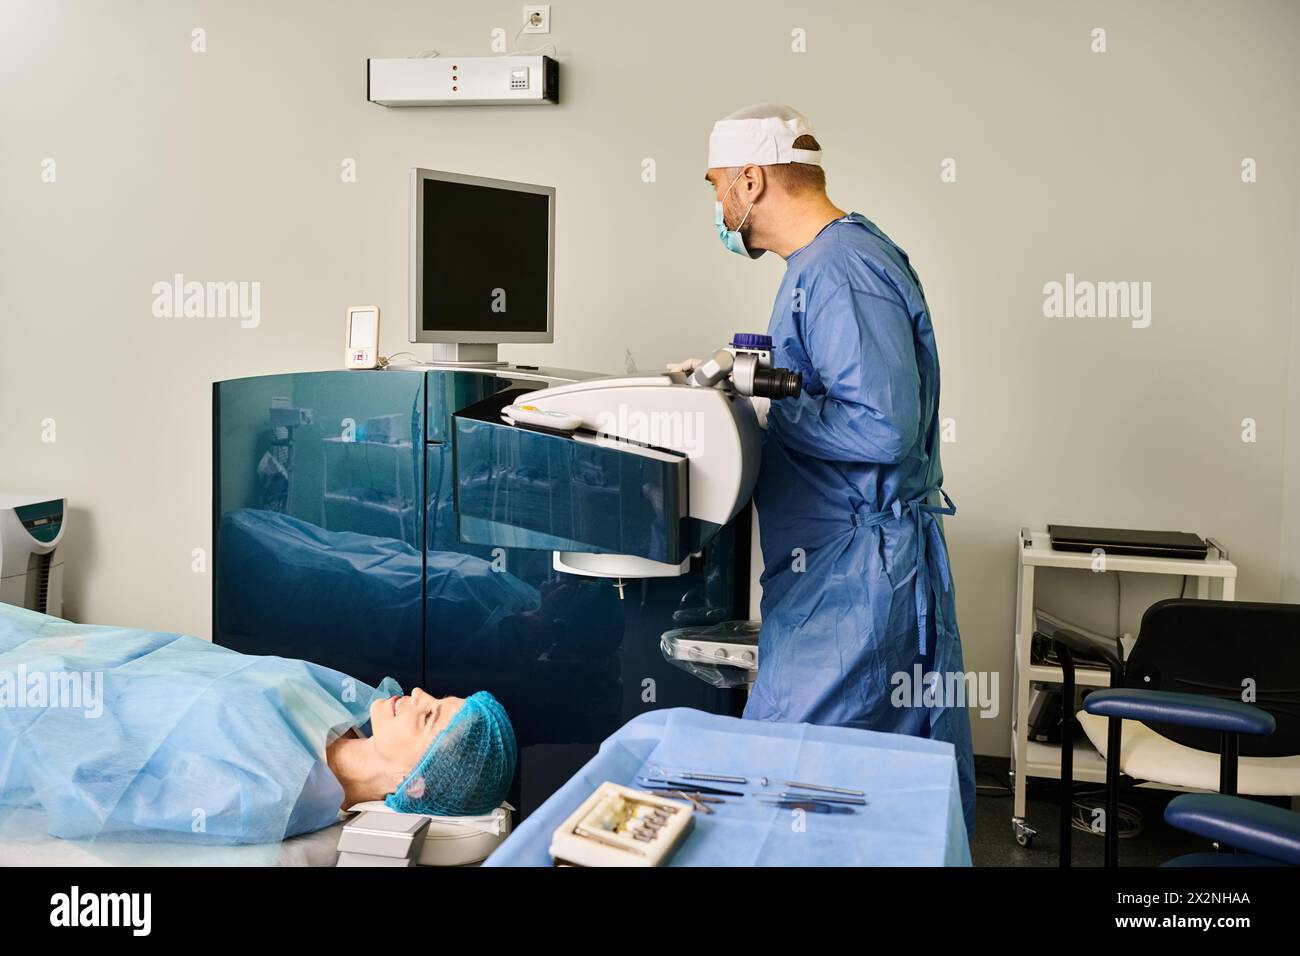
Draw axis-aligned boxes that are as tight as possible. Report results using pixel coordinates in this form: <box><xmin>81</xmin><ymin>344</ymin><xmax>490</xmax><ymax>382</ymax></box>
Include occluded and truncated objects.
<box><xmin>0</xmin><ymin>601</ymin><xmax>516</xmax><ymax>863</ymax></box>
<box><xmin>0</xmin><ymin>808</ymin><xmax>343</xmax><ymax>867</ymax></box>
<box><xmin>0</xmin><ymin>807</ymin><xmax>511</xmax><ymax>867</ymax></box>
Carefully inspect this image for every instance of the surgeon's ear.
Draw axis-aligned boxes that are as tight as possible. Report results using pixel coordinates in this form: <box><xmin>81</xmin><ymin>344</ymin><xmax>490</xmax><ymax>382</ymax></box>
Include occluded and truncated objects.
<box><xmin>741</xmin><ymin>164</ymin><xmax>767</xmax><ymax>200</ymax></box>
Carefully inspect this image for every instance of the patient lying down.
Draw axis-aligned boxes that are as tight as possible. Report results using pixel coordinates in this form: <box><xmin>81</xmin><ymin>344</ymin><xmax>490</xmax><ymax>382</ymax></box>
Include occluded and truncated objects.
<box><xmin>0</xmin><ymin>603</ymin><xmax>517</xmax><ymax>845</ymax></box>
<box><xmin>328</xmin><ymin>688</ymin><xmax>516</xmax><ymax>817</ymax></box>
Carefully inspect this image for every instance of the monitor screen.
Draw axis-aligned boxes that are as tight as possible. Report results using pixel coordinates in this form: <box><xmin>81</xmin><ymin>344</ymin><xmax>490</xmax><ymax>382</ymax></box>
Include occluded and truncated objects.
<box><xmin>418</xmin><ymin>176</ymin><xmax>552</xmax><ymax>336</ymax></box>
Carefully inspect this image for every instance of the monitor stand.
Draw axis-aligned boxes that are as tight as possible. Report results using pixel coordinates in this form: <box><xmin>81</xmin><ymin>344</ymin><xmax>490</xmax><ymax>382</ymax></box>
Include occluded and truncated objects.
<box><xmin>425</xmin><ymin>343</ymin><xmax>506</xmax><ymax>367</ymax></box>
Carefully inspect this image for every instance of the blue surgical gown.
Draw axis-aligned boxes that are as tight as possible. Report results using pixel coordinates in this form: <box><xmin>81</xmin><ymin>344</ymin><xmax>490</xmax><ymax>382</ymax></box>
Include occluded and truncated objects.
<box><xmin>743</xmin><ymin>213</ymin><xmax>976</xmax><ymax>833</ymax></box>
<box><xmin>0</xmin><ymin>603</ymin><xmax>400</xmax><ymax>844</ymax></box>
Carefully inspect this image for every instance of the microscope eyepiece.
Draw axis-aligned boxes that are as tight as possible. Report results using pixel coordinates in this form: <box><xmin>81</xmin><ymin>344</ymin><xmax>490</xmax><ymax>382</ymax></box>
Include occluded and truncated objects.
<box><xmin>751</xmin><ymin>367</ymin><xmax>802</xmax><ymax>399</ymax></box>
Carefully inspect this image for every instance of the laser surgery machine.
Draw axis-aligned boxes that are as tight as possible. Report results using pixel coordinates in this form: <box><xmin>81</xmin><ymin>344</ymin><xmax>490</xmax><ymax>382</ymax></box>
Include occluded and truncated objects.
<box><xmin>212</xmin><ymin>170</ymin><xmax>799</xmax><ymax>818</ymax></box>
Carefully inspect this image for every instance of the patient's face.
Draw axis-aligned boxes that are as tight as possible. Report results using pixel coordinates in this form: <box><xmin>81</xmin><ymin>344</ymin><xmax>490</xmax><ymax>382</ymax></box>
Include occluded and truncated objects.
<box><xmin>369</xmin><ymin>687</ymin><xmax>466</xmax><ymax>785</ymax></box>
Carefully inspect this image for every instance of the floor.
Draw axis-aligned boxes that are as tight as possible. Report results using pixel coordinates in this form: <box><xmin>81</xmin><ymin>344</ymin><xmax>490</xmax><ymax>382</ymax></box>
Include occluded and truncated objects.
<box><xmin>969</xmin><ymin>756</ymin><xmax>1208</xmax><ymax>866</ymax></box>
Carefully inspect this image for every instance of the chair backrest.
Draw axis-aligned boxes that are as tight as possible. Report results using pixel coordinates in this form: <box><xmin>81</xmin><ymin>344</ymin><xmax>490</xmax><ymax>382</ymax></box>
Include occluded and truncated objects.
<box><xmin>1124</xmin><ymin>599</ymin><xmax>1300</xmax><ymax>758</ymax></box>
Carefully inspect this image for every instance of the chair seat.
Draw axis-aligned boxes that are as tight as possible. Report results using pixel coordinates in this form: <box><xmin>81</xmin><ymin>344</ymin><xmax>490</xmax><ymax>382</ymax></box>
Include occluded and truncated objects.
<box><xmin>1077</xmin><ymin>710</ymin><xmax>1300</xmax><ymax>795</ymax></box>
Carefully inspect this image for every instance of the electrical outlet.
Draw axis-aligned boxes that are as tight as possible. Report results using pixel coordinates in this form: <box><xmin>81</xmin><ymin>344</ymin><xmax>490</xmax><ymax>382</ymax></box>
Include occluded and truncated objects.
<box><xmin>522</xmin><ymin>4</ymin><xmax>550</xmax><ymax>34</ymax></box>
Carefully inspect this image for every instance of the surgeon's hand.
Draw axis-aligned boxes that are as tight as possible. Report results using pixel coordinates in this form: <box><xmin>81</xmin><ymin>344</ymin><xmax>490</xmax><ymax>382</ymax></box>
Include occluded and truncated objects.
<box><xmin>666</xmin><ymin>358</ymin><xmax>702</xmax><ymax>375</ymax></box>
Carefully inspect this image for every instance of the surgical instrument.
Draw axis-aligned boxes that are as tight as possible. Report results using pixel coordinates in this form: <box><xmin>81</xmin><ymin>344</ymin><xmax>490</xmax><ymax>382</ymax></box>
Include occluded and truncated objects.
<box><xmin>757</xmin><ymin>799</ymin><xmax>859</xmax><ymax>815</ymax></box>
<box><xmin>759</xmin><ymin>777</ymin><xmax>865</xmax><ymax>797</ymax></box>
<box><xmin>636</xmin><ymin>777</ymin><xmax>744</xmax><ymax>797</ymax></box>
<box><xmin>648</xmin><ymin>767</ymin><xmax>748</xmax><ymax>785</ymax></box>
<box><xmin>649</xmin><ymin>790</ymin><xmax>718</xmax><ymax>815</ymax></box>
<box><xmin>770</xmin><ymin>792</ymin><xmax>866</xmax><ymax>806</ymax></box>
<box><xmin>642</xmin><ymin>789</ymin><xmax>726</xmax><ymax>805</ymax></box>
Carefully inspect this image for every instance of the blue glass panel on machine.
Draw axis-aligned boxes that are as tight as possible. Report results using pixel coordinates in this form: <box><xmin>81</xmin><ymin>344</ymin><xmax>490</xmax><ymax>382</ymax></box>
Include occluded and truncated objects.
<box><xmin>213</xmin><ymin>370</ymin><xmax>426</xmax><ymax>691</ymax></box>
<box><xmin>452</xmin><ymin>398</ymin><xmax>687</xmax><ymax>564</ymax></box>
<box><xmin>214</xmin><ymin>368</ymin><xmax>749</xmax><ymax>819</ymax></box>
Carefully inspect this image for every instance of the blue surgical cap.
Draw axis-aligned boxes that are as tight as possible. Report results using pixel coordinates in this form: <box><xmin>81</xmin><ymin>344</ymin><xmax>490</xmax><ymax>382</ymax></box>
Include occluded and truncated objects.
<box><xmin>384</xmin><ymin>691</ymin><xmax>517</xmax><ymax>817</ymax></box>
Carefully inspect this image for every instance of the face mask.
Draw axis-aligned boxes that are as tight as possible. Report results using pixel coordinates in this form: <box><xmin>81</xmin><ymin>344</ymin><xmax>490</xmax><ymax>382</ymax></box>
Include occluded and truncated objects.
<box><xmin>715</xmin><ymin>173</ymin><xmax>764</xmax><ymax>259</ymax></box>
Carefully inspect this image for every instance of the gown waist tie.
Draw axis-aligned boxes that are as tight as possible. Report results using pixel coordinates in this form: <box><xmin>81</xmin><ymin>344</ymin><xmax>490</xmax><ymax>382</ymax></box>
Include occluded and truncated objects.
<box><xmin>849</xmin><ymin>488</ymin><xmax>956</xmax><ymax>656</ymax></box>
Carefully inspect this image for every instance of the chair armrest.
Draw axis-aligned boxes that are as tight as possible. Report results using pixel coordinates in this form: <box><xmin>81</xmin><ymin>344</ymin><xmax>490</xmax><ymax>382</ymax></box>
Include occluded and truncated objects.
<box><xmin>1165</xmin><ymin>794</ymin><xmax>1300</xmax><ymax>866</ymax></box>
<box><xmin>1082</xmin><ymin>688</ymin><xmax>1276</xmax><ymax>736</ymax></box>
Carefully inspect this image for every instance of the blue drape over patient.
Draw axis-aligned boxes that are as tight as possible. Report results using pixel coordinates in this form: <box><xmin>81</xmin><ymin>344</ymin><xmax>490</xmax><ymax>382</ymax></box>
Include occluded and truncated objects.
<box><xmin>0</xmin><ymin>603</ymin><xmax>400</xmax><ymax>844</ymax></box>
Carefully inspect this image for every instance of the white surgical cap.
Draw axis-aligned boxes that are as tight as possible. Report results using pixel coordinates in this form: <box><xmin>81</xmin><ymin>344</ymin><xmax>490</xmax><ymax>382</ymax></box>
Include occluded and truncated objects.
<box><xmin>707</xmin><ymin>104</ymin><xmax>822</xmax><ymax>169</ymax></box>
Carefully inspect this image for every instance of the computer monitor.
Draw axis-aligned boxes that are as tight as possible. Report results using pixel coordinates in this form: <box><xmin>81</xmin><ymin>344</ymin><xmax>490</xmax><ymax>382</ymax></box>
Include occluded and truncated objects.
<box><xmin>408</xmin><ymin>168</ymin><xmax>555</xmax><ymax>363</ymax></box>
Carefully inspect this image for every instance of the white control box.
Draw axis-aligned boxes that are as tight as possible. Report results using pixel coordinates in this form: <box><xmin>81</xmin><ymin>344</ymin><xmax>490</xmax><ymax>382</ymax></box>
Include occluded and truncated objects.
<box><xmin>368</xmin><ymin>55</ymin><xmax>559</xmax><ymax>107</ymax></box>
<box><xmin>345</xmin><ymin>306</ymin><xmax>380</xmax><ymax>369</ymax></box>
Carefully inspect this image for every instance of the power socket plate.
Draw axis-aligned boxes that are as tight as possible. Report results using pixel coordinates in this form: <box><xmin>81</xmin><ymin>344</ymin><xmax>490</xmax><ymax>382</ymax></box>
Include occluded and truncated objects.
<box><xmin>522</xmin><ymin>5</ymin><xmax>550</xmax><ymax>34</ymax></box>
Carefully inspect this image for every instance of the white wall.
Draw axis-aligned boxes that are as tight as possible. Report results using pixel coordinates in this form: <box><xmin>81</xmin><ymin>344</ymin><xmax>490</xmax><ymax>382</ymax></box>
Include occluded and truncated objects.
<box><xmin>1281</xmin><ymin>187</ymin><xmax>1300</xmax><ymax>603</ymax></box>
<box><xmin>2</xmin><ymin>0</ymin><xmax>1299</xmax><ymax>759</ymax></box>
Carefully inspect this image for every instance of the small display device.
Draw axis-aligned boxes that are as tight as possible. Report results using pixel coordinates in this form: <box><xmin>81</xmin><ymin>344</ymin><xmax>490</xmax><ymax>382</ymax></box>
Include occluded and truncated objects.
<box><xmin>345</xmin><ymin>306</ymin><xmax>380</xmax><ymax>369</ymax></box>
<box><xmin>549</xmin><ymin>782</ymin><xmax>694</xmax><ymax>867</ymax></box>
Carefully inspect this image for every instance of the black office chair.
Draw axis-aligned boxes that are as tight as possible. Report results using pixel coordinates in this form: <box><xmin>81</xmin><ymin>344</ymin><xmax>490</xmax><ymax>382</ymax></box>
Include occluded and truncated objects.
<box><xmin>1051</xmin><ymin>599</ymin><xmax>1300</xmax><ymax>866</ymax></box>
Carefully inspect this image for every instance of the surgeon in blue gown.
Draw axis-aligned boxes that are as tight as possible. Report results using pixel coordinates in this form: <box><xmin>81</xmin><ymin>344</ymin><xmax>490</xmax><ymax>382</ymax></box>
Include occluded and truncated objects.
<box><xmin>691</xmin><ymin>104</ymin><xmax>975</xmax><ymax>832</ymax></box>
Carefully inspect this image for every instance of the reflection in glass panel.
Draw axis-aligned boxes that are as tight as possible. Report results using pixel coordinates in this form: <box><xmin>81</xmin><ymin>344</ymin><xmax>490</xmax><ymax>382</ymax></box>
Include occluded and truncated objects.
<box><xmin>214</xmin><ymin>368</ymin><xmax>748</xmax><ymax>817</ymax></box>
